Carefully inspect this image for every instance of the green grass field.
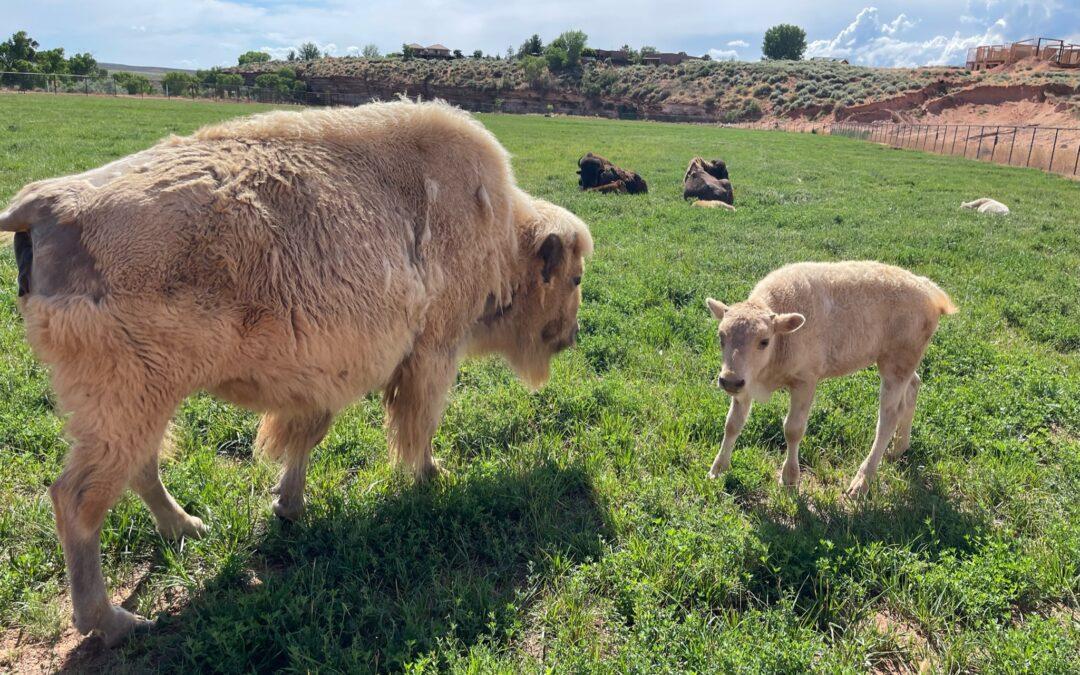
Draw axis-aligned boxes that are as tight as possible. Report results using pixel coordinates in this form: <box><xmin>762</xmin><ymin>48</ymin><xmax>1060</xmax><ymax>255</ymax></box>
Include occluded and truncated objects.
<box><xmin>1</xmin><ymin>93</ymin><xmax>1078</xmax><ymax>673</ymax></box>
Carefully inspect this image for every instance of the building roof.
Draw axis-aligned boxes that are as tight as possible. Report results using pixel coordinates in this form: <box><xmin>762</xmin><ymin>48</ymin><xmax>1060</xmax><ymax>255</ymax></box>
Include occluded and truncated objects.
<box><xmin>427</xmin><ymin>44</ymin><xmax>450</xmax><ymax>51</ymax></box>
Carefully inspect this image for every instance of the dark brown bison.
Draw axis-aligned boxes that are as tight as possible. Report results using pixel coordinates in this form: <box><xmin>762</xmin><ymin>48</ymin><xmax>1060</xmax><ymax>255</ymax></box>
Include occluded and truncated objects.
<box><xmin>577</xmin><ymin>152</ymin><xmax>648</xmax><ymax>194</ymax></box>
<box><xmin>683</xmin><ymin>157</ymin><xmax>734</xmax><ymax>210</ymax></box>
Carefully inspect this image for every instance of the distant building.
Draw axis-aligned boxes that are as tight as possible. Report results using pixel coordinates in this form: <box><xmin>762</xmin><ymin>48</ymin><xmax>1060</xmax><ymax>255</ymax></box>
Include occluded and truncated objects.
<box><xmin>966</xmin><ymin>38</ymin><xmax>1080</xmax><ymax>70</ymax></box>
<box><xmin>593</xmin><ymin>49</ymin><xmax>632</xmax><ymax>65</ymax></box>
<box><xmin>641</xmin><ymin>51</ymin><xmax>698</xmax><ymax>66</ymax></box>
<box><xmin>408</xmin><ymin>43</ymin><xmax>453</xmax><ymax>59</ymax></box>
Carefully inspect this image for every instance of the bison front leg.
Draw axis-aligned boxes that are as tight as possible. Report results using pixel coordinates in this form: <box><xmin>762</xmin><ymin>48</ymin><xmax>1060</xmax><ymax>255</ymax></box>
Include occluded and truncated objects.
<box><xmin>257</xmin><ymin>409</ymin><xmax>334</xmax><ymax>521</ymax></box>
<box><xmin>708</xmin><ymin>397</ymin><xmax>751</xmax><ymax>479</ymax></box>
<box><xmin>384</xmin><ymin>348</ymin><xmax>458</xmax><ymax>481</ymax></box>
<box><xmin>780</xmin><ymin>383</ymin><xmax>815</xmax><ymax>488</ymax></box>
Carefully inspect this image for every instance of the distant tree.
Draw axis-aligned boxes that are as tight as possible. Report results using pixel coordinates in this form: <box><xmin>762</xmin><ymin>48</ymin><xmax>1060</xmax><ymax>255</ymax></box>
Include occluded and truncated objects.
<box><xmin>545</xmin><ymin>30</ymin><xmax>587</xmax><ymax>71</ymax></box>
<box><xmin>506</xmin><ymin>46</ymin><xmax>514</xmax><ymax>60</ymax></box>
<box><xmin>237</xmin><ymin>50</ymin><xmax>271</xmax><ymax>66</ymax></box>
<box><xmin>162</xmin><ymin>71</ymin><xmax>196</xmax><ymax>96</ymax></box>
<box><xmin>112</xmin><ymin>71</ymin><xmax>153</xmax><ymax>95</ymax></box>
<box><xmin>452</xmin><ymin>48</ymin><xmax>463</xmax><ymax>59</ymax></box>
<box><xmin>297</xmin><ymin>42</ymin><xmax>321</xmax><ymax>60</ymax></box>
<box><xmin>472</xmin><ymin>49</ymin><xmax>483</xmax><ymax>59</ymax></box>
<box><xmin>0</xmin><ymin>31</ymin><xmax>39</xmax><ymax>68</ymax></box>
<box><xmin>35</xmin><ymin>47</ymin><xmax>67</xmax><ymax>73</ymax></box>
<box><xmin>66</xmin><ymin>52</ymin><xmax>100</xmax><ymax>76</ymax></box>
<box><xmin>521</xmin><ymin>54</ymin><xmax>550</xmax><ymax>89</ymax></box>
<box><xmin>402</xmin><ymin>43</ymin><xmax>416</xmax><ymax>60</ymax></box>
<box><xmin>362</xmin><ymin>44</ymin><xmax>380</xmax><ymax>58</ymax></box>
<box><xmin>517</xmin><ymin>34</ymin><xmax>543</xmax><ymax>58</ymax></box>
<box><xmin>287</xmin><ymin>50</ymin><xmax>296</xmax><ymax>62</ymax></box>
<box><xmin>619</xmin><ymin>44</ymin><xmax>638</xmax><ymax>63</ymax></box>
<box><xmin>762</xmin><ymin>24</ymin><xmax>806</xmax><ymax>60</ymax></box>
<box><xmin>640</xmin><ymin>46</ymin><xmax>657</xmax><ymax>59</ymax></box>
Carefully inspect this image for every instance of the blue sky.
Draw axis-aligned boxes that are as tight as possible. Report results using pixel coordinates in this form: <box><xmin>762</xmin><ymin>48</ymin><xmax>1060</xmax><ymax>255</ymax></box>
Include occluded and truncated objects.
<box><xmin>4</xmin><ymin>0</ymin><xmax>1078</xmax><ymax>69</ymax></box>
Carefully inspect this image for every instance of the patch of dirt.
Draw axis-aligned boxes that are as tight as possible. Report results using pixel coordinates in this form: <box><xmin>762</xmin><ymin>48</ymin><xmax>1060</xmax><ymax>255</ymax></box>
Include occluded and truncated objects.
<box><xmin>867</xmin><ymin>610</ymin><xmax>935</xmax><ymax>675</ymax></box>
<box><xmin>0</xmin><ymin>564</ymin><xmax>180</xmax><ymax>674</ymax></box>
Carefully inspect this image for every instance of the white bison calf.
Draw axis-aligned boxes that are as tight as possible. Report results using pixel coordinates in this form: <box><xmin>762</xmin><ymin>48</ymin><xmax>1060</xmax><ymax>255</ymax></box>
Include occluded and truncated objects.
<box><xmin>705</xmin><ymin>261</ymin><xmax>956</xmax><ymax>496</ymax></box>
<box><xmin>0</xmin><ymin>101</ymin><xmax>592</xmax><ymax>646</ymax></box>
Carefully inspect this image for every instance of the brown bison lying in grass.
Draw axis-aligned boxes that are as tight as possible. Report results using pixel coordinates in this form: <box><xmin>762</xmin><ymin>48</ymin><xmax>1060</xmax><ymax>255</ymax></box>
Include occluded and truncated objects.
<box><xmin>577</xmin><ymin>152</ymin><xmax>648</xmax><ymax>194</ymax></box>
<box><xmin>683</xmin><ymin>157</ymin><xmax>734</xmax><ymax>210</ymax></box>
<box><xmin>0</xmin><ymin>100</ymin><xmax>592</xmax><ymax>646</ymax></box>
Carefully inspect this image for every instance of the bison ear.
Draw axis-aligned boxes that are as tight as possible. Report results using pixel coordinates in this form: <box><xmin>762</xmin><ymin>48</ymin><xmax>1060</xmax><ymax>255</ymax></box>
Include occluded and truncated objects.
<box><xmin>537</xmin><ymin>232</ymin><xmax>564</xmax><ymax>283</ymax></box>
<box><xmin>705</xmin><ymin>297</ymin><xmax>728</xmax><ymax>320</ymax></box>
<box><xmin>773</xmin><ymin>312</ymin><xmax>805</xmax><ymax>334</ymax></box>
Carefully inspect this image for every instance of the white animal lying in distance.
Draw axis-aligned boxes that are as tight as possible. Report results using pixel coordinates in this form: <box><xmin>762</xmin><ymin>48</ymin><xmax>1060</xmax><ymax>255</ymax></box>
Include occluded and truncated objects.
<box><xmin>961</xmin><ymin>198</ymin><xmax>1009</xmax><ymax>215</ymax></box>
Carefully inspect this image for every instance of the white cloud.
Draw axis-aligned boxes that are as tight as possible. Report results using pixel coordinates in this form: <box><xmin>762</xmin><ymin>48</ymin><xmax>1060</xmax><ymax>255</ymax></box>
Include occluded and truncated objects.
<box><xmin>726</xmin><ymin>39</ymin><xmax>749</xmax><ymax>48</ymax></box>
<box><xmin>708</xmin><ymin>48</ymin><xmax>740</xmax><ymax>61</ymax></box>
<box><xmin>807</xmin><ymin>2</ymin><xmax>1080</xmax><ymax>67</ymax></box>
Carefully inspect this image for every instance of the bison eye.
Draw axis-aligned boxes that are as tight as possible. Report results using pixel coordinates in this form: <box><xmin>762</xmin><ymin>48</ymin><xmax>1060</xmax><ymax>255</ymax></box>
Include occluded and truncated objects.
<box><xmin>759</xmin><ymin>339</ymin><xmax>770</xmax><ymax>348</ymax></box>
<box><xmin>572</xmin><ymin>276</ymin><xmax>581</xmax><ymax>286</ymax></box>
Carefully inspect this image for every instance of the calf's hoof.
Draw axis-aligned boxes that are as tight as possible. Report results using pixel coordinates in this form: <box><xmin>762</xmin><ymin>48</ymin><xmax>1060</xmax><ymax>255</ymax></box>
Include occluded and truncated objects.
<box><xmin>81</xmin><ymin>606</ymin><xmax>155</xmax><ymax>648</ymax></box>
<box><xmin>779</xmin><ymin>461</ymin><xmax>800</xmax><ymax>489</ymax></box>
<box><xmin>272</xmin><ymin>496</ymin><xmax>305</xmax><ymax>522</ymax></box>
<box><xmin>157</xmin><ymin>514</ymin><xmax>208</xmax><ymax>541</ymax></box>
<box><xmin>844</xmin><ymin>474</ymin><xmax>870</xmax><ymax>499</ymax></box>
<box><xmin>707</xmin><ymin>457</ymin><xmax>730</xmax><ymax>480</ymax></box>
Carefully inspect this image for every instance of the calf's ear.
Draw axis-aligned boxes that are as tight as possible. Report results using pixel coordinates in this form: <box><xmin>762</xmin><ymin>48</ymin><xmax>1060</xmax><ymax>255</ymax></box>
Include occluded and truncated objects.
<box><xmin>705</xmin><ymin>298</ymin><xmax>728</xmax><ymax>320</ymax></box>
<box><xmin>537</xmin><ymin>232</ymin><xmax>564</xmax><ymax>283</ymax></box>
<box><xmin>773</xmin><ymin>312</ymin><xmax>805</xmax><ymax>334</ymax></box>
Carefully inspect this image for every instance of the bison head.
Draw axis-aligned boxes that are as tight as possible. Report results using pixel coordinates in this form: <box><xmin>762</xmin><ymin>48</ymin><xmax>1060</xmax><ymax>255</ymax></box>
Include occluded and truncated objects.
<box><xmin>468</xmin><ymin>196</ymin><xmax>593</xmax><ymax>389</ymax></box>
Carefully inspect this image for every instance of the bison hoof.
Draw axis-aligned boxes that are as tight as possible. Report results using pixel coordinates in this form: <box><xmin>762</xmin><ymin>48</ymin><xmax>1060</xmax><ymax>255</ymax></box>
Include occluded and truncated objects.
<box><xmin>779</xmin><ymin>462</ymin><xmax>800</xmax><ymax>489</ymax></box>
<box><xmin>416</xmin><ymin>458</ymin><xmax>449</xmax><ymax>482</ymax></box>
<box><xmin>844</xmin><ymin>474</ymin><xmax>870</xmax><ymax>499</ymax></box>
<box><xmin>272</xmin><ymin>496</ymin><xmax>305</xmax><ymax>522</ymax></box>
<box><xmin>157</xmin><ymin>514</ymin><xmax>208</xmax><ymax>541</ymax></box>
<box><xmin>90</xmin><ymin>606</ymin><xmax>155</xmax><ymax>648</ymax></box>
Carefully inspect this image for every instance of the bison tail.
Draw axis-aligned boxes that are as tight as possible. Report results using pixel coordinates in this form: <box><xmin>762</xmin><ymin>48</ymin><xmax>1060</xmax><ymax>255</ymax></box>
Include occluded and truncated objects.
<box><xmin>0</xmin><ymin>181</ymin><xmax>83</xmax><ymax>233</ymax></box>
<box><xmin>922</xmin><ymin>278</ymin><xmax>958</xmax><ymax>316</ymax></box>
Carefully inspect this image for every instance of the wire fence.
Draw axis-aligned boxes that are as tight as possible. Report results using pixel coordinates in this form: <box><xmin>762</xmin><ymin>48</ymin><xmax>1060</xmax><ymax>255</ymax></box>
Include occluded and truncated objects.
<box><xmin>828</xmin><ymin>121</ymin><xmax>1080</xmax><ymax>177</ymax></box>
<box><xmin>0</xmin><ymin>71</ymin><xmax>318</xmax><ymax>105</ymax></box>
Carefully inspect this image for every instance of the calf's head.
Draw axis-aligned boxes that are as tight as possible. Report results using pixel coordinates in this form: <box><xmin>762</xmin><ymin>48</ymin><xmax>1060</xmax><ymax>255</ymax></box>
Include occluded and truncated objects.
<box><xmin>705</xmin><ymin>298</ymin><xmax>804</xmax><ymax>396</ymax></box>
<box><xmin>469</xmin><ymin>197</ymin><xmax>593</xmax><ymax>389</ymax></box>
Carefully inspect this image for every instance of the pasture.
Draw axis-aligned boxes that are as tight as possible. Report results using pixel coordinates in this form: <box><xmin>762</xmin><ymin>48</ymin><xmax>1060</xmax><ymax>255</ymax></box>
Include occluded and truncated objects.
<box><xmin>1</xmin><ymin>93</ymin><xmax>1078</xmax><ymax>672</ymax></box>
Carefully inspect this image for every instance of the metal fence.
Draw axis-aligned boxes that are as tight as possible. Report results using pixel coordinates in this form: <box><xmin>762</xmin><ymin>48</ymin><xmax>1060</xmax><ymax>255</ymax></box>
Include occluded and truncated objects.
<box><xmin>0</xmin><ymin>71</ymin><xmax>318</xmax><ymax>105</ymax></box>
<box><xmin>828</xmin><ymin>121</ymin><xmax>1080</xmax><ymax>177</ymax></box>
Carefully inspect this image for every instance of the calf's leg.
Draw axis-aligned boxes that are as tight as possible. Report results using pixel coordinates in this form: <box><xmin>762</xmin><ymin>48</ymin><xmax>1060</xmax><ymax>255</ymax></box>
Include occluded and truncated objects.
<box><xmin>846</xmin><ymin>372</ymin><xmax>909</xmax><ymax>497</ymax></box>
<box><xmin>130</xmin><ymin>454</ymin><xmax>208</xmax><ymax>540</ymax></box>
<box><xmin>887</xmin><ymin>374</ymin><xmax>921</xmax><ymax>460</ymax></box>
<box><xmin>708</xmin><ymin>397</ymin><xmax>751</xmax><ymax>479</ymax></box>
<box><xmin>780</xmin><ymin>383</ymin><xmax>815</xmax><ymax>488</ymax></box>
<box><xmin>384</xmin><ymin>347</ymin><xmax>458</xmax><ymax>480</ymax></box>
<box><xmin>257</xmin><ymin>409</ymin><xmax>334</xmax><ymax>521</ymax></box>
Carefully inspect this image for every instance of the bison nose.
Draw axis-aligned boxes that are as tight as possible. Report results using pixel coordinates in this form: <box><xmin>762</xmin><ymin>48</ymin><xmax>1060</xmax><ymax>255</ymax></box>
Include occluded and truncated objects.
<box><xmin>718</xmin><ymin>376</ymin><xmax>745</xmax><ymax>393</ymax></box>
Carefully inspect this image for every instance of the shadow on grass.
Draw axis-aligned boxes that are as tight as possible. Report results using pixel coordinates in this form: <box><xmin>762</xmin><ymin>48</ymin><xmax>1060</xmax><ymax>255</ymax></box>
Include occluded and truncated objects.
<box><xmin>62</xmin><ymin>461</ymin><xmax>612</xmax><ymax>673</ymax></box>
<box><xmin>734</xmin><ymin>459</ymin><xmax>990</xmax><ymax>627</ymax></box>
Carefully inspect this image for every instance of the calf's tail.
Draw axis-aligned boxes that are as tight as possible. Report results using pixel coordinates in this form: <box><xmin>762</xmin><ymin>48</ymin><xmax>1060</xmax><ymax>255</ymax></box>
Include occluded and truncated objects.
<box><xmin>921</xmin><ymin>277</ymin><xmax>958</xmax><ymax>316</ymax></box>
<box><xmin>1</xmin><ymin>181</ymin><xmax>84</xmax><ymax>297</ymax></box>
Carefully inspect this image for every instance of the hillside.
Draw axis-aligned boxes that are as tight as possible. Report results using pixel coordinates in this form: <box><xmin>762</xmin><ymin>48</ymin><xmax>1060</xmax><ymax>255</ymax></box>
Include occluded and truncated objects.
<box><xmin>230</xmin><ymin>56</ymin><xmax>1080</xmax><ymax>125</ymax></box>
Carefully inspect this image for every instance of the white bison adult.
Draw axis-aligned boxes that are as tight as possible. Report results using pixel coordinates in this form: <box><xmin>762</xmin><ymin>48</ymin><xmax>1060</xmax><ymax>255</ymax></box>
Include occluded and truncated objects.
<box><xmin>0</xmin><ymin>100</ymin><xmax>592</xmax><ymax>646</ymax></box>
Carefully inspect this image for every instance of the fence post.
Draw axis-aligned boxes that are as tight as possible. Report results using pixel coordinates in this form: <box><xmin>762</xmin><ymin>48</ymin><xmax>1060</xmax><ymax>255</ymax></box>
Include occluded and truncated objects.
<box><xmin>990</xmin><ymin>127</ymin><xmax>1000</xmax><ymax>162</ymax></box>
<box><xmin>1008</xmin><ymin>126</ymin><xmax>1017</xmax><ymax>165</ymax></box>
<box><xmin>950</xmin><ymin>125</ymin><xmax>959</xmax><ymax>154</ymax></box>
<box><xmin>84</xmin><ymin>78</ymin><xmax>88</xmax><ymax>95</ymax></box>
<box><xmin>975</xmin><ymin>126</ymin><xmax>985</xmax><ymax>159</ymax></box>
<box><xmin>963</xmin><ymin>126</ymin><xmax>971</xmax><ymax>158</ymax></box>
<box><xmin>1048</xmin><ymin>129</ymin><xmax>1060</xmax><ymax>172</ymax></box>
<box><xmin>1074</xmin><ymin>140</ymin><xmax>1080</xmax><ymax>175</ymax></box>
<box><xmin>1025</xmin><ymin>128</ymin><xmax>1036</xmax><ymax>167</ymax></box>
